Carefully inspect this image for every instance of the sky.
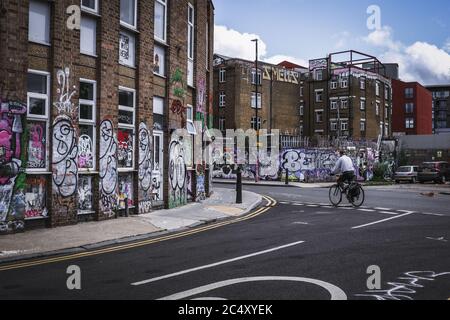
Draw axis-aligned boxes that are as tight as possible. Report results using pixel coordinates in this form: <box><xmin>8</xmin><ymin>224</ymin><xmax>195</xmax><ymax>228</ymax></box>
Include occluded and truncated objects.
<box><xmin>213</xmin><ymin>0</ymin><xmax>450</xmax><ymax>85</ymax></box>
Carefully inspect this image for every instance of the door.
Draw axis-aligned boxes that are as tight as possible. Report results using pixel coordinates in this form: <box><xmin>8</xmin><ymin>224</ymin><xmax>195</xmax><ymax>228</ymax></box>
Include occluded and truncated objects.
<box><xmin>152</xmin><ymin>131</ymin><xmax>164</xmax><ymax>206</ymax></box>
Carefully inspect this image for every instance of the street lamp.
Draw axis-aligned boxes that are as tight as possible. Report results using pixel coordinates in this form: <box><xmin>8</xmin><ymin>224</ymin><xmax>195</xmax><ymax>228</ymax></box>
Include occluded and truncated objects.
<box><xmin>252</xmin><ymin>38</ymin><xmax>260</xmax><ymax>183</ymax></box>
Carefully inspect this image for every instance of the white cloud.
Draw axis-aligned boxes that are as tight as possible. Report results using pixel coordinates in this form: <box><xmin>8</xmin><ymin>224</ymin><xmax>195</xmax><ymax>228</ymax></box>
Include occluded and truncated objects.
<box><xmin>214</xmin><ymin>24</ymin><xmax>308</xmax><ymax>67</ymax></box>
<box><xmin>214</xmin><ymin>25</ymin><xmax>267</xmax><ymax>61</ymax></box>
<box><xmin>364</xmin><ymin>26</ymin><xmax>450</xmax><ymax>84</ymax></box>
<box><xmin>443</xmin><ymin>38</ymin><xmax>450</xmax><ymax>53</ymax></box>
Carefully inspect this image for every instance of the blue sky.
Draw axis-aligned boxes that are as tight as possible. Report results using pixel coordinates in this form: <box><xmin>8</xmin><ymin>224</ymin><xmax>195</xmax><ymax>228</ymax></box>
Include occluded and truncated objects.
<box><xmin>213</xmin><ymin>0</ymin><xmax>450</xmax><ymax>84</ymax></box>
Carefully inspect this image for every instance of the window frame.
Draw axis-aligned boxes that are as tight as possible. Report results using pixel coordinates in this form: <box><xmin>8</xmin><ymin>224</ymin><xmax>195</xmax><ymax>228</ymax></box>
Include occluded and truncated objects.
<box><xmin>81</xmin><ymin>0</ymin><xmax>99</xmax><ymax>14</ymax></box>
<box><xmin>315</xmin><ymin>89</ymin><xmax>323</xmax><ymax>103</ymax></box>
<box><xmin>26</xmin><ymin>69</ymin><xmax>51</xmax><ymax>173</ymax></box>
<box><xmin>219</xmin><ymin>92</ymin><xmax>226</xmax><ymax>108</ymax></box>
<box><xmin>153</xmin><ymin>44</ymin><xmax>166</xmax><ymax>77</ymax></box>
<box><xmin>186</xmin><ymin>104</ymin><xmax>197</xmax><ymax>135</ymax></box>
<box><xmin>251</xmin><ymin>92</ymin><xmax>262</xmax><ymax>109</ymax></box>
<box><xmin>219</xmin><ymin>68</ymin><xmax>226</xmax><ymax>83</ymax></box>
<box><xmin>340</xmin><ymin>77</ymin><xmax>348</xmax><ymax>88</ymax></box>
<box><xmin>120</xmin><ymin>0</ymin><xmax>138</xmax><ymax>30</ymax></box>
<box><xmin>251</xmin><ymin>68</ymin><xmax>262</xmax><ymax>85</ymax></box>
<box><xmin>405</xmin><ymin>118</ymin><xmax>415</xmax><ymax>129</ymax></box>
<box><xmin>360</xmin><ymin>98</ymin><xmax>366</xmax><ymax>111</ymax></box>
<box><xmin>80</xmin><ymin>15</ymin><xmax>97</xmax><ymax>57</ymax></box>
<box><xmin>251</xmin><ymin>116</ymin><xmax>262</xmax><ymax>131</ymax></box>
<box><xmin>154</xmin><ymin>0</ymin><xmax>168</xmax><ymax>43</ymax></box>
<box><xmin>330</xmin><ymin>100</ymin><xmax>338</xmax><ymax>110</ymax></box>
<box><xmin>119</xmin><ymin>30</ymin><xmax>136</xmax><ymax>68</ymax></box>
<box><xmin>219</xmin><ymin>117</ymin><xmax>225</xmax><ymax>131</ymax></box>
<box><xmin>360</xmin><ymin>120</ymin><xmax>366</xmax><ymax>132</ymax></box>
<box><xmin>28</xmin><ymin>0</ymin><xmax>51</xmax><ymax>46</ymax></box>
<box><xmin>315</xmin><ymin>110</ymin><xmax>323</xmax><ymax>123</ymax></box>
<box><xmin>79</xmin><ymin>79</ymin><xmax>97</xmax><ymax>172</ymax></box>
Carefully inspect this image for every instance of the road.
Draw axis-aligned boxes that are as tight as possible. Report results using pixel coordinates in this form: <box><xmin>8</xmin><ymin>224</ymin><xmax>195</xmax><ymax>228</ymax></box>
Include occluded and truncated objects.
<box><xmin>0</xmin><ymin>183</ymin><xmax>449</xmax><ymax>300</ymax></box>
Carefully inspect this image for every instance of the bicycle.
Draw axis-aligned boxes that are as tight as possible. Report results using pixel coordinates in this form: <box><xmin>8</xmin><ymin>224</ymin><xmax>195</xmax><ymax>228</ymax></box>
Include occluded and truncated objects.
<box><xmin>329</xmin><ymin>174</ymin><xmax>365</xmax><ymax>207</ymax></box>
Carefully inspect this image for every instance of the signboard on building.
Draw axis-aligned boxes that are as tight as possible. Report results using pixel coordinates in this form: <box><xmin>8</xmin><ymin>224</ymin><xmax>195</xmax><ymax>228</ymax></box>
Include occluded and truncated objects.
<box><xmin>262</xmin><ymin>66</ymin><xmax>299</xmax><ymax>84</ymax></box>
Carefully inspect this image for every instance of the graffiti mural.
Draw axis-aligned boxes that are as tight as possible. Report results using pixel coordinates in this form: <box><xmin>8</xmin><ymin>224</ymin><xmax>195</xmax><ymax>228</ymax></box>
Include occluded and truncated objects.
<box><xmin>118</xmin><ymin>128</ymin><xmax>133</xmax><ymax>168</ymax></box>
<box><xmin>27</xmin><ymin>121</ymin><xmax>46</xmax><ymax>169</ymax></box>
<box><xmin>118</xmin><ymin>174</ymin><xmax>133</xmax><ymax>209</ymax></box>
<box><xmin>78</xmin><ymin>134</ymin><xmax>94</xmax><ymax>169</ymax></box>
<box><xmin>52</xmin><ymin>119</ymin><xmax>78</xmax><ymax>197</ymax></box>
<box><xmin>138</xmin><ymin>122</ymin><xmax>153</xmax><ymax>213</ymax></box>
<box><xmin>99</xmin><ymin>120</ymin><xmax>118</xmax><ymax>217</ymax></box>
<box><xmin>25</xmin><ymin>176</ymin><xmax>48</xmax><ymax>219</ymax></box>
<box><xmin>0</xmin><ymin>99</ymin><xmax>27</xmax><ymax>233</ymax></box>
<box><xmin>169</xmin><ymin>136</ymin><xmax>187</xmax><ymax>208</ymax></box>
<box><xmin>78</xmin><ymin>176</ymin><xmax>93</xmax><ymax>212</ymax></box>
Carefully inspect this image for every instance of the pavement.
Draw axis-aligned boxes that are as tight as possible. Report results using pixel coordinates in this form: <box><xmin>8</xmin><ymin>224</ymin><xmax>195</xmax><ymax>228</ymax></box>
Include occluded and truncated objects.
<box><xmin>213</xmin><ymin>178</ymin><xmax>335</xmax><ymax>188</ymax></box>
<box><xmin>0</xmin><ymin>188</ymin><xmax>262</xmax><ymax>263</ymax></box>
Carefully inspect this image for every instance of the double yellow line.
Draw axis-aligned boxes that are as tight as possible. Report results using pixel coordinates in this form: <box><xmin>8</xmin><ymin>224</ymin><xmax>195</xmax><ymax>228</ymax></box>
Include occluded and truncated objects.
<box><xmin>0</xmin><ymin>196</ymin><xmax>277</xmax><ymax>272</ymax></box>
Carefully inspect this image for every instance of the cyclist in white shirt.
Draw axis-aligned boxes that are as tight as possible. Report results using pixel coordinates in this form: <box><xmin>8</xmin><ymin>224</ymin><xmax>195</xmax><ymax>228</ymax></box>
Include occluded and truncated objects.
<box><xmin>332</xmin><ymin>150</ymin><xmax>356</xmax><ymax>186</ymax></box>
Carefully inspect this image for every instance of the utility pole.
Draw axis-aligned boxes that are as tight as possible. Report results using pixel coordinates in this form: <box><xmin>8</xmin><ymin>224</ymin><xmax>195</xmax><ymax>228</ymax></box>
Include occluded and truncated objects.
<box><xmin>252</xmin><ymin>38</ymin><xmax>260</xmax><ymax>183</ymax></box>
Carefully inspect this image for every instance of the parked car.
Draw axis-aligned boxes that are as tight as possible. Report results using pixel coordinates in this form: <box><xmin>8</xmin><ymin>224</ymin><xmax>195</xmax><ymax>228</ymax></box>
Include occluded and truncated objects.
<box><xmin>418</xmin><ymin>162</ymin><xmax>450</xmax><ymax>184</ymax></box>
<box><xmin>394</xmin><ymin>166</ymin><xmax>419</xmax><ymax>184</ymax></box>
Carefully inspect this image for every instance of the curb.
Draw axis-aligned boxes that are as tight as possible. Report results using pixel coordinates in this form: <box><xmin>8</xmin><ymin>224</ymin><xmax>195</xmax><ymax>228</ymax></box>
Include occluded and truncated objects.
<box><xmin>214</xmin><ymin>180</ymin><xmax>296</xmax><ymax>188</ymax></box>
<box><xmin>0</xmin><ymin>192</ymin><xmax>265</xmax><ymax>266</ymax></box>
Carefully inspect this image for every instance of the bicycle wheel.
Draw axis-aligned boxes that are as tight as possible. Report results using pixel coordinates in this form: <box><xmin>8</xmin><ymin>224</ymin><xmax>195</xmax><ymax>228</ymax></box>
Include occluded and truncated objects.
<box><xmin>350</xmin><ymin>185</ymin><xmax>365</xmax><ymax>207</ymax></box>
<box><xmin>329</xmin><ymin>185</ymin><xmax>342</xmax><ymax>207</ymax></box>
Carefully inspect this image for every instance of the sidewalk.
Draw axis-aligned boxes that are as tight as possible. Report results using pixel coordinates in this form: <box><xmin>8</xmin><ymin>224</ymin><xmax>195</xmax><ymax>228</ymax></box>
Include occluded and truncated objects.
<box><xmin>0</xmin><ymin>188</ymin><xmax>262</xmax><ymax>263</ymax></box>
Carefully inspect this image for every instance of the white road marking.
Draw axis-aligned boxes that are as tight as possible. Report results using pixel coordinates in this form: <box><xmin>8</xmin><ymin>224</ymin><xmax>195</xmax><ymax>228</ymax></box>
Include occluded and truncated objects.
<box><xmin>422</xmin><ymin>212</ymin><xmax>445</xmax><ymax>217</ymax></box>
<box><xmin>293</xmin><ymin>203</ymin><xmax>305</xmax><ymax>206</ymax></box>
<box><xmin>398</xmin><ymin>210</ymin><xmax>417</xmax><ymax>214</ymax></box>
<box><xmin>379</xmin><ymin>211</ymin><xmax>400</xmax><ymax>215</ymax></box>
<box><xmin>426</xmin><ymin>237</ymin><xmax>448</xmax><ymax>242</ymax></box>
<box><xmin>292</xmin><ymin>222</ymin><xmax>310</xmax><ymax>225</ymax></box>
<box><xmin>158</xmin><ymin>276</ymin><xmax>348</xmax><ymax>300</ymax></box>
<box><xmin>352</xmin><ymin>211</ymin><xmax>415</xmax><ymax>230</ymax></box>
<box><xmin>358</xmin><ymin>209</ymin><xmax>376</xmax><ymax>212</ymax></box>
<box><xmin>131</xmin><ymin>241</ymin><xmax>305</xmax><ymax>286</ymax></box>
<box><xmin>307</xmin><ymin>205</ymin><xmax>319</xmax><ymax>208</ymax></box>
<box><xmin>338</xmin><ymin>207</ymin><xmax>354</xmax><ymax>210</ymax></box>
<box><xmin>375</xmin><ymin>207</ymin><xmax>392</xmax><ymax>211</ymax></box>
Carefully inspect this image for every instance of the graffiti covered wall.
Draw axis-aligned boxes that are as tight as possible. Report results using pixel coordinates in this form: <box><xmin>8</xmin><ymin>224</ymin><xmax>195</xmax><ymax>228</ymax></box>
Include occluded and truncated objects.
<box><xmin>138</xmin><ymin>122</ymin><xmax>153</xmax><ymax>214</ymax></box>
<box><xmin>169</xmin><ymin>135</ymin><xmax>187</xmax><ymax>208</ymax></box>
<box><xmin>0</xmin><ymin>100</ymin><xmax>27</xmax><ymax>233</ymax></box>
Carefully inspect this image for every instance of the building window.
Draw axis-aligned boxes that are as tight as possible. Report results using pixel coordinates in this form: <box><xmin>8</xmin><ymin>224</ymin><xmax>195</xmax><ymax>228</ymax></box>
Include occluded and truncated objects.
<box><xmin>315</xmin><ymin>90</ymin><xmax>323</xmax><ymax>103</ymax></box>
<box><xmin>360</xmin><ymin>77</ymin><xmax>366</xmax><ymax>90</ymax></box>
<box><xmin>300</xmin><ymin>86</ymin><xmax>304</xmax><ymax>96</ymax></box>
<box><xmin>300</xmin><ymin>125</ymin><xmax>304</xmax><ymax>136</ymax></box>
<box><xmin>155</xmin><ymin>0</ymin><xmax>167</xmax><ymax>42</ymax></box>
<box><xmin>154</xmin><ymin>45</ymin><xmax>166</xmax><ymax>76</ymax></box>
<box><xmin>251</xmin><ymin>92</ymin><xmax>262</xmax><ymax>109</ymax></box>
<box><xmin>340</xmin><ymin>77</ymin><xmax>348</xmax><ymax>88</ymax></box>
<box><xmin>385</xmin><ymin>106</ymin><xmax>389</xmax><ymax>119</ymax></box>
<box><xmin>219</xmin><ymin>92</ymin><xmax>226</xmax><ymax>108</ymax></box>
<box><xmin>341</xmin><ymin>99</ymin><xmax>348</xmax><ymax>109</ymax></box>
<box><xmin>405</xmin><ymin>103</ymin><xmax>414</xmax><ymax>114</ymax></box>
<box><xmin>78</xmin><ymin>176</ymin><xmax>94</xmax><ymax>213</ymax></box>
<box><xmin>27</xmin><ymin>70</ymin><xmax>50</xmax><ymax>171</ymax></box>
<box><xmin>79</xmin><ymin>80</ymin><xmax>97</xmax><ymax>170</ymax></box>
<box><xmin>341</xmin><ymin>121</ymin><xmax>348</xmax><ymax>131</ymax></box>
<box><xmin>315</xmin><ymin>69</ymin><xmax>323</xmax><ymax>81</ymax></box>
<box><xmin>360</xmin><ymin>99</ymin><xmax>366</xmax><ymax>111</ymax></box>
<box><xmin>315</xmin><ymin>111</ymin><xmax>323</xmax><ymax>123</ymax></box>
<box><xmin>119</xmin><ymin>31</ymin><xmax>136</xmax><ymax>67</ymax></box>
<box><xmin>80</xmin><ymin>16</ymin><xmax>97</xmax><ymax>56</ymax></box>
<box><xmin>118</xmin><ymin>87</ymin><xmax>136</xmax><ymax>169</ymax></box>
<box><xmin>81</xmin><ymin>0</ymin><xmax>99</xmax><ymax>13</ymax></box>
<box><xmin>405</xmin><ymin>118</ymin><xmax>414</xmax><ymax>129</ymax></box>
<box><xmin>219</xmin><ymin>117</ymin><xmax>225</xmax><ymax>131</ymax></box>
<box><xmin>331</xmin><ymin>121</ymin><xmax>338</xmax><ymax>131</ymax></box>
<box><xmin>330</xmin><ymin>81</ymin><xmax>338</xmax><ymax>90</ymax></box>
<box><xmin>251</xmin><ymin>69</ymin><xmax>262</xmax><ymax>85</ymax></box>
<box><xmin>405</xmin><ymin>88</ymin><xmax>414</xmax><ymax>99</ymax></box>
<box><xmin>251</xmin><ymin>116</ymin><xmax>262</xmax><ymax>130</ymax></box>
<box><xmin>385</xmin><ymin>87</ymin><xmax>390</xmax><ymax>100</ymax></box>
<box><xmin>376</xmin><ymin>102</ymin><xmax>380</xmax><ymax>116</ymax></box>
<box><xmin>219</xmin><ymin>68</ymin><xmax>226</xmax><ymax>83</ymax></box>
<box><xmin>330</xmin><ymin>100</ymin><xmax>338</xmax><ymax>110</ymax></box>
<box><xmin>28</xmin><ymin>0</ymin><xmax>50</xmax><ymax>45</ymax></box>
<box><xmin>299</xmin><ymin>105</ymin><xmax>304</xmax><ymax>116</ymax></box>
<box><xmin>187</xmin><ymin>3</ymin><xmax>194</xmax><ymax>87</ymax></box>
<box><xmin>376</xmin><ymin>81</ymin><xmax>380</xmax><ymax>96</ymax></box>
<box><xmin>118</xmin><ymin>174</ymin><xmax>134</xmax><ymax>209</ymax></box>
<box><xmin>360</xmin><ymin>121</ymin><xmax>366</xmax><ymax>132</ymax></box>
<box><xmin>186</xmin><ymin>105</ymin><xmax>196</xmax><ymax>135</ymax></box>
<box><xmin>120</xmin><ymin>0</ymin><xmax>137</xmax><ymax>29</ymax></box>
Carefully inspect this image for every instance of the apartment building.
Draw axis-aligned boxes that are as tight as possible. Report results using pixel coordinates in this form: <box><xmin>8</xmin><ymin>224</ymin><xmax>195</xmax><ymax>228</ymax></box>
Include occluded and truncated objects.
<box><xmin>392</xmin><ymin>80</ymin><xmax>432</xmax><ymax>136</ymax></box>
<box><xmin>425</xmin><ymin>85</ymin><xmax>450</xmax><ymax>134</ymax></box>
<box><xmin>0</xmin><ymin>0</ymin><xmax>214</xmax><ymax>234</ymax></box>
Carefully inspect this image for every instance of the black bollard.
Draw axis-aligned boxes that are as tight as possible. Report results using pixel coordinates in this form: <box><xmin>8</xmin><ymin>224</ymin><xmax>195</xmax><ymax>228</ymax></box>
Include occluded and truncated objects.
<box><xmin>285</xmin><ymin>169</ymin><xmax>289</xmax><ymax>185</ymax></box>
<box><xmin>236</xmin><ymin>167</ymin><xmax>243</xmax><ymax>204</ymax></box>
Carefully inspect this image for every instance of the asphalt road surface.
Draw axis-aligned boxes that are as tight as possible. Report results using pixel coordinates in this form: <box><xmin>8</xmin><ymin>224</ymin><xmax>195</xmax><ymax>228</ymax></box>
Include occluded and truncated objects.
<box><xmin>0</xmin><ymin>183</ymin><xmax>449</xmax><ymax>300</ymax></box>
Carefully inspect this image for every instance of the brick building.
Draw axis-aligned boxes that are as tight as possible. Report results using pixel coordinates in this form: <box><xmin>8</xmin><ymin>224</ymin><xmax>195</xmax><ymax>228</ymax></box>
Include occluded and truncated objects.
<box><xmin>392</xmin><ymin>80</ymin><xmax>432</xmax><ymax>136</ymax></box>
<box><xmin>213</xmin><ymin>54</ymin><xmax>306</xmax><ymax>137</ymax></box>
<box><xmin>305</xmin><ymin>50</ymin><xmax>393</xmax><ymax>141</ymax></box>
<box><xmin>0</xmin><ymin>0</ymin><xmax>214</xmax><ymax>234</ymax></box>
<box><xmin>425</xmin><ymin>85</ymin><xmax>450</xmax><ymax>134</ymax></box>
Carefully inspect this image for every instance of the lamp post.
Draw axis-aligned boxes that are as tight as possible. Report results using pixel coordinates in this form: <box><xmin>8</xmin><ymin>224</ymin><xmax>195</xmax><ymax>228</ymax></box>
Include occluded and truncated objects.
<box><xmin>252</xmin><ymin>38</ymin><xmax>260</xmax><ymax>183</ymax></box>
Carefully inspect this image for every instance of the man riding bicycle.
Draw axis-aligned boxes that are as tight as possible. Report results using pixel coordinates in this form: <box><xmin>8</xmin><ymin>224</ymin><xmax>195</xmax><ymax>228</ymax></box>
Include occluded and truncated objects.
<box><xmin>331</xmin><ymin>149</ymin><xmax>356</xmax><ymax>187</ymax></box>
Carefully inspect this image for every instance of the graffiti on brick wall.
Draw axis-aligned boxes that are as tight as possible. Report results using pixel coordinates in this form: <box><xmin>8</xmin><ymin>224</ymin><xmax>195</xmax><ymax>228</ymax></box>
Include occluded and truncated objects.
<box><xmin>52</xmin><ymin>67</ymin><xmax>78</xmax><ymax>218</ymax></box>
<box><xmin>0</xmin><ymin>99</ymin><xmax>27</xmax><ymax>233</ymax></box>
<box><xmin>27</xmin><ymin>122</ymin><xmax>46</xmax><ymax>169</ymax></box>
<box><xmin>118</xmin><ymin>174</ymin><xmax>133</xmax><ymax>210</ymax></box>
<box><xmin>118</xmin><ymin>129</ymin><xmax>133</xmax><ymax>168</ymax></box>
<box><xmin>197</xmin><ymin>78</ymin><xmax>206</xmax><ymax>113</ymax></box>
<box><xmin>138</xmin><ymin>122</ymin><xmax>153</xmax><ymax>213</ymax></box>
<box><xmin>25</xmin><ymin>176</ymin><xmax>48</xmax><ymax>219</ymax></box>
<box><xmin>196</xmin><ymin>173</ymin><xmax>206</xmax><ymax>201</ymax></box>
<box><xmin>78</xmin><ymin>134</ymin><xmax>94</xmax><ymax>169</ymax></box>
<box><xmin>99</xmin><ymin>119</ymin><xmax>118</xmax><ymax>217</ymax></box>
<box><xmin>169</xmin><ymin>136</ymin><xmax>187</xmax><ymax>208</ymax></box>
<box><xmin>78</xmin><ymin>175</ymin><xmax>93</xmax><ymax>212</ymax></box>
